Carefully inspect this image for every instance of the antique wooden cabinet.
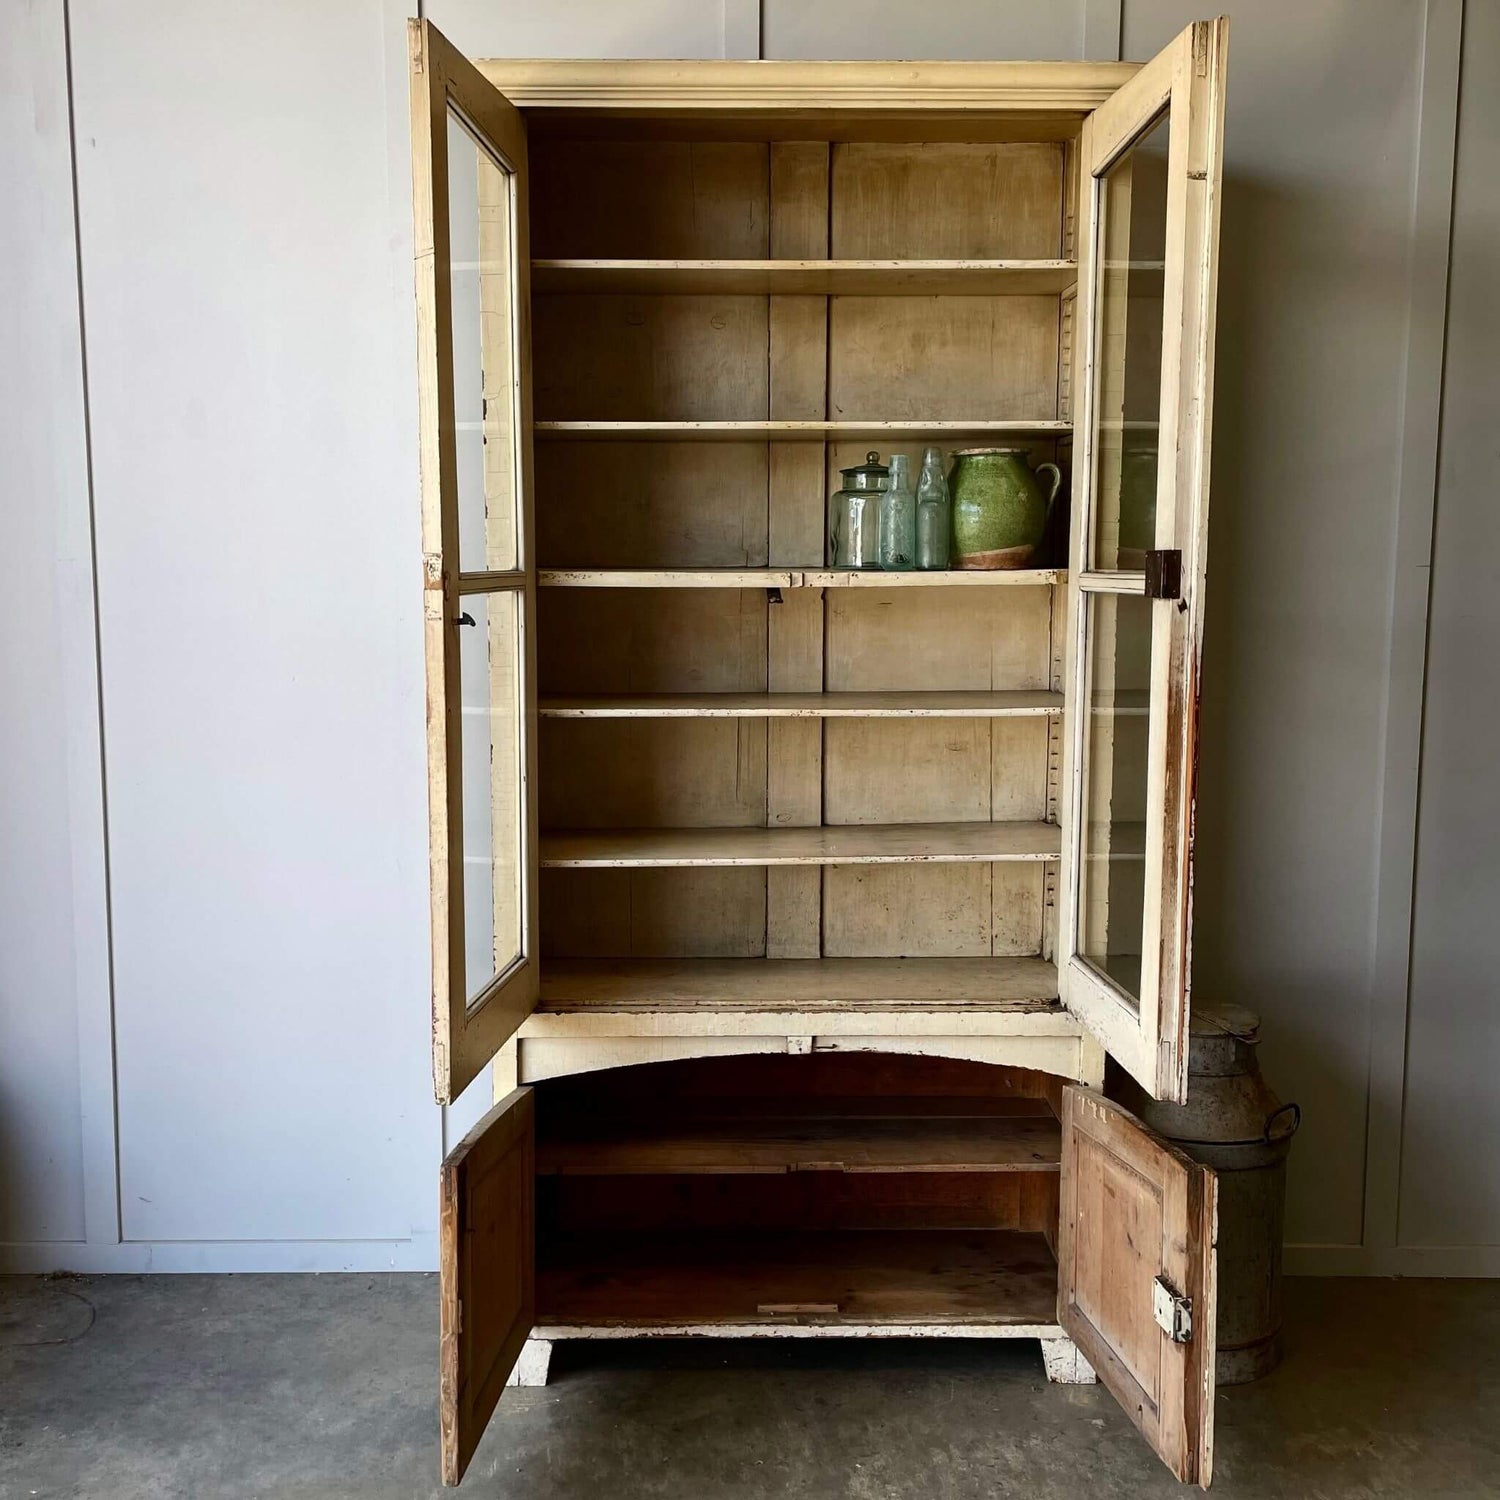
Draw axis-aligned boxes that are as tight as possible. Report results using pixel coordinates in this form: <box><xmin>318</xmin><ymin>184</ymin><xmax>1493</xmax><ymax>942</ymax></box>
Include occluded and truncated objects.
<box><xmin>408</xmin><ymin>16</ymin><xmax>1228</xmax><ymax>1487</ymax></box>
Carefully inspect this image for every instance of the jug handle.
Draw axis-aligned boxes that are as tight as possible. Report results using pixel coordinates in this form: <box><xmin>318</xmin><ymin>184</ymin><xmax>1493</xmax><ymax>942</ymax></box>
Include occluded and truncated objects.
<box><xmin>1035</xmin><ymin>462</ymin><xmax>1063</xmax><ymax>516</ymax></box>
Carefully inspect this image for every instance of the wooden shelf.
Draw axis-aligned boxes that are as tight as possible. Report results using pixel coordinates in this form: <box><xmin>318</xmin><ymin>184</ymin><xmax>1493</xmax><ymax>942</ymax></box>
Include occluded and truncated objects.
<box><xmin>539</xmin><ymin>956</ymin><xmax>1061</xmax><ymax>1011</ymax></box>
<box><xmin>539</xmin><ymin>690</ymin><xmax>1063</xmax><ymax>719</ymax></box>
<box><xmin>539</xmin><ymin>821</ymin><xmax>1061</xmax><ymax>869</ymax></box>
<box><xmin>532</xmin><ymin>420</ymin><xmax>1071</xmax><ymax>442</ymax></box>
<box><xmin>537</xmin><ymin>1229</ymin><xmax>1058</xmax><ymax>1326</ymax></box>
<box><xmin>532</xmin><ymin>258</ymin><xmax>1078</xmax><ymax>296</ymax></box>
<box><xmin>538</xmin><ymin>567</ymin><xmax>1064</xmax><ymax>588</ymax></box>
<box><xmin>537</xmin><ymin>1114</ymin><xmax>1061</xmax><ymax>1176</ymax></box>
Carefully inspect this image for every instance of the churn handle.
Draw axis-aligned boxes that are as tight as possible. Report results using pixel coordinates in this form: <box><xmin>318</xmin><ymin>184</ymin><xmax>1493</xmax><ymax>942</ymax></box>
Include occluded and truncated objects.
<box><xmin>1263</xmin><ymin>1101</ymin><xmax>1301</xmax><ymax>1144</ymax></box>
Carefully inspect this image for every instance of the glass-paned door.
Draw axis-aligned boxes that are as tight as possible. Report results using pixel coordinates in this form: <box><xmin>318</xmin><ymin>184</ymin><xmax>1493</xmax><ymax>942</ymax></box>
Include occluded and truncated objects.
<box><xmin>410</xmin><ymin>19</ymin><xmax>539</xmax><ymax>1105</ymax></box>
<box><xmin>1060</xmin><ymin>20</ymin><xmax>1228</xmax><ymax>1102</ymax></box>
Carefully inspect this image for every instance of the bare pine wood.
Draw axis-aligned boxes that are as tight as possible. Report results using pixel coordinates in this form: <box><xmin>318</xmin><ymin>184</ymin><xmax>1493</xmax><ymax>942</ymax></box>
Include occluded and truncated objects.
<box><xmin>831</xmin><ymin>143</ymin><xmax>1064</xmax><ymax>259</ymax></box>
<box><xmin>537</xmin><ymin>1229</ymin><xmax>1057</xmax><ymax>1326</ymax></box>
<box><xmin>1057</xmin><ymin>1087</ymin><xmax>1217</xmax><ymax>1486</ymax></box>
<box><xmin>536</xmin><ymin>1114</ymin><xmax>1061</xmax><ymax>1175</ymax></box>
<box><xmin>547</xmin><ymin>1171</ymin><xmax>1060</xmax><ymax>1236</ymax></box>
<box><xmin>533</xmin><ymin>295</ymin><xmax>767</xmax><ymax>422</ymax></box>
<box><xmin>530</xmin><ymin>140</ymin><xmax>768</xmax><ymax>259</ymax></box>
<box><xmin>532</xmin><ymin>259</ymin><xmax>1079</xmax><ymax>296</ymax></box>
<box><xmin>537</xmin><ymin>955</ymin><xmax>1060</xmax><ymax>1009</ymax></box>
<box><xmin>539</xmin><ymin>690</ymin><xmax>1063</xmax><ymax>718</ymax></box>
<box><xmin>439</xmin><ymin>1087</ymin><xmax>535</xmax><ymax>1486</ymax></box>
<box><xmin>540</xmin><ymin>821</ymin><xmax>1061</xmax><ymax>869</ymax></box>
<box><xmin>829</xmin><ymin>297</ymin><xmax>1059</xmax><ymax>422</ymax></box>
<box><xmin>764</xmin><ymin>141</ymin><xmax>830</xmax><ymax>961</ymax></box>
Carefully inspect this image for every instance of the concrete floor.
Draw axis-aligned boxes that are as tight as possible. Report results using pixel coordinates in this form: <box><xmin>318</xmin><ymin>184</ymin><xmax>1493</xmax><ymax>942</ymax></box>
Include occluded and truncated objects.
<box><xmin>1</xmin><ymin>1275</ymin><xmax>1498</xmax><ymax>1499</ymax></box>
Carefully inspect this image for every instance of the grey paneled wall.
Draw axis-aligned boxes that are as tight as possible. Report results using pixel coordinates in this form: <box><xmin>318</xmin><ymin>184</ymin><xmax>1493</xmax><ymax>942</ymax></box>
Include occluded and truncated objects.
<box><xmin>0</xmin><ymin>1</ymin><xmax>95</xmax><ymax>1246</ymax></box>
<box><xmin>1400</xmin><ymin>1</ymin><xmax>1500</xmax><ymax>1259</ymax></box>
<box><xmin>1</xmin><ymin>0</ymin><xmax>1492</xmax><ymax>1271</ymax></box>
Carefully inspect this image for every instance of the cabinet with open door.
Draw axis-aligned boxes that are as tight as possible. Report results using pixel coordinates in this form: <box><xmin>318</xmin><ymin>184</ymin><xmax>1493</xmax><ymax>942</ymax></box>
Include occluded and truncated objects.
<box><xmin>408</xmin><ymin>17</ymin><xmax>1228</xmax><ymax>1487</ymax></box>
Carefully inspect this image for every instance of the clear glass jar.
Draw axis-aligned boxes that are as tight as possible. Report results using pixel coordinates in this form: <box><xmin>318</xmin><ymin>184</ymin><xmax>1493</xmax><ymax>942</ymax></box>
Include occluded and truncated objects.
<box><xmin>915</xmin><ymin>446</ymin><xmax>950</xmax><ymax>569</ymax></box>
<box><xmin>879</xmin><ymin>452</ymin><xmax>916</xmax><ymax>571</ymax></box>
<box><xmin>828</xmin><ymin>451</ymin><xmax>888</xmax><ymax>568</ymax></box>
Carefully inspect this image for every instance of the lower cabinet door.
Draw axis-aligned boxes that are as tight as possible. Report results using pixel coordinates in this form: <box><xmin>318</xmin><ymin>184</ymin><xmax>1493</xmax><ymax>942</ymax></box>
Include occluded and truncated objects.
<box><xmin>1056</xmin><ymin>1085</ymin><xmax>1219</xmax><ymax>1487</ymax></box>
<box><xmin>439</xmin><ymin>1086</ymin><xmax>535</xmax><ymax>1486</ymax></box>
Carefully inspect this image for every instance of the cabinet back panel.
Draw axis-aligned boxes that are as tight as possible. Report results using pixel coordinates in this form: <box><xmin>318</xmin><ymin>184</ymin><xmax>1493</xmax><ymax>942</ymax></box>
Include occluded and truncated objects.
<box><xmin>822</xmin><ymin>863</ymin><xmax>1044</xmax><ymax>957</ymax></box>
<box><xmin>823</xmin><ymin>719</ymin><xmax>1048</xmax><ymax>825</ymax></box>
<box><xmin>533</xmin><ymin>294</ymin><xmax>768</xmax><ymax>421</ymax></box>
<box><xmin>531</xmin><ymin>140</ymin><xmax>770</xmax><ymax>259</ymax></box>
<box><xmin>544</xmin><ymin>1170</ymin><xmax>1059</xmax><ymax>1234</ymax></box>
<box><xmin>541</xmin><ymin>867</ymin><xmax>768</xmax><ymax>959</ymax></box>
<box><xmin>825</xmin><ymin>588</ymin><xmax>1052</xmax><ymax>691</ymax></box>
<box><xmin>828</xmin><ymin>295</ymin><xmax>1059</xmax><ymax>421</ymax></box>
<box><xmin>830</xmin><ymin>142</ymin><xmax>1063</xmax><ymax>259</ymax></box>
<box><xmin>540</xmin><ymin>720</ymin><xmax>767</xmax><ymax>830</ymax></box>
<box><xmin>536</xmin><ymin>442</ymin><xmax>768</xmax><ymax>569</ymax></box>
<box><xmin>539</xmin><ymin>591</ymin><xmax>768</xmax><ymax>695</ymax></box>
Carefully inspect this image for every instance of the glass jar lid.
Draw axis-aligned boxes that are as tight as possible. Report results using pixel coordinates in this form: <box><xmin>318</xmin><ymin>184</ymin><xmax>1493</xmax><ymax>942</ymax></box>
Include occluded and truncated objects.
<box><xmin>838</xmin><ymin>451</ymin><xmax>888</xmax><ymax>487</ymax></box>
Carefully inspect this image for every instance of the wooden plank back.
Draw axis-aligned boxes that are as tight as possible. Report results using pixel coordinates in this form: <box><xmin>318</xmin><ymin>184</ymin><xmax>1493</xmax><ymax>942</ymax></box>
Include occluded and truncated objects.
<box><xmin>439</xmin><ymin>1087</ymin><xmax>535</xmax><ymax>1486</ymax></box>
<box><xmin>1056</xmin><ymin>1085</ymin><xmax>1216</xmax><ymax>1486</ymax></box>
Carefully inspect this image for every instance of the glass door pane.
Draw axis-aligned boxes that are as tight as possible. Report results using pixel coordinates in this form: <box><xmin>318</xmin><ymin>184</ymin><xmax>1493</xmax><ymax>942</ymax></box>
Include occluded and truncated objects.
<box><xmin>459</xmin><ymin>590</ymin><xmax>525</xmax><ymax>1001</ymax></box>
<box><xmin>1077</xmin><ymin>591</ymin><xmax>1153</xmax><ymax>1003</ymax></box>
<box><xmin>447</xmin><ymin>108</ymin><xmax>521</xmax><ymax>575</ymax></box>
<box><xmin>1091</xmin><ymin>110</ymin><xmax>1169</xmax><ymax>573</ymax></box>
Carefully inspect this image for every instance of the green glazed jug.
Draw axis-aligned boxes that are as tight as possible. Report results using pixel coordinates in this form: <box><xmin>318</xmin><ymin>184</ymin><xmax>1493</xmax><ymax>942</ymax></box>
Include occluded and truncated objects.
<box><xmin>949</xmin><ymin>449</ymin><xmax>1063</xmax><ymax>570</ymax></box>
<box><xmin>1116</xmin><ymin>446</ymin><xmax>1159</xmax><ymax>569</ymax></box>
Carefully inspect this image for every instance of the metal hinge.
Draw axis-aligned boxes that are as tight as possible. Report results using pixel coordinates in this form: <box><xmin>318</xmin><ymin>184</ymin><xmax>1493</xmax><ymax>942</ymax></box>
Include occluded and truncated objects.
<box><xmin>1153</xmin><ymin>1277</ymin><xmax>1193</xmax><ymax>1343</ymax></box>
<box><xmin>1144</xmin><ymin>548</ymin><xmax>1182</xmax><ymax>601</ymax></box>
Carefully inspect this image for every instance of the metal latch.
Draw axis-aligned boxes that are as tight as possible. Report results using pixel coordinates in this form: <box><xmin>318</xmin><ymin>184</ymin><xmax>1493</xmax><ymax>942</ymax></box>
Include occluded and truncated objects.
<box><xmin>1153</xmin><ymin>1277</ymin><xmax>1193</xmax><ymax>1343</ymax></box>
<box><xmin>1144</xmin><ymin>548</ymin><xmax>1183</xmax><ymax>601</ymax></box>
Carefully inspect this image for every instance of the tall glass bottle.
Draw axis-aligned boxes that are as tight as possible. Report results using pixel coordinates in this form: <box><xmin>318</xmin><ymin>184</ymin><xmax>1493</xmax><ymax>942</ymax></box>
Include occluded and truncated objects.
<box><xmin>915</xmin><ymin>446</ymin><xmax>950</xmax><ymax>569</ymax></box>
<box><xmin>879</xmin><ymin>452</ymin><xmax>916</xmax><ymax>571</ymax></box>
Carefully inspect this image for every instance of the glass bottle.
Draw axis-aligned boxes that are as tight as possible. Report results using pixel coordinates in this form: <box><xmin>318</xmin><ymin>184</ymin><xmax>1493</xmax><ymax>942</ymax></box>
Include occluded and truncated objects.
<box><xmin>879</xmin><ymin>452</ymin><xmax>916</xmax><ymax>571</ymax></box>
<box><xmin>915</xmin><ymin>446</ymin><xmax>950</xmax><ymax>569</ymax></box>
<box><xmin>828</xmin><ymin>451</ymin><xmax>888</xmax><ymax>568</ymax></box>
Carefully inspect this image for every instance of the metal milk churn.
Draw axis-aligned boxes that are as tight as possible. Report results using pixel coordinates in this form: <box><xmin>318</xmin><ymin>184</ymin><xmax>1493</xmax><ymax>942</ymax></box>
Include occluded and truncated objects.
<box><xmin>1115</xmin><ymin>1005</ymin><xmax>1300</xmax><ymax>1384</ymax></box>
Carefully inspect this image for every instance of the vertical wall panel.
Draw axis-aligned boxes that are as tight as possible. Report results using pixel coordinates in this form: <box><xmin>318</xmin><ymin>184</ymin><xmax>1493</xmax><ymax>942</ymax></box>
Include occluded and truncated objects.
<box><xmin>1400</xmin><ymin>0</ymin><xmax>1500</xmax><ymax>1251</ymax></box>
<box><xmin>69</xmin><ymin>0</ymin><xmax>434</xmax><ymax>1244</ymax></box>
<box><xmin>427</xmin><ymin>0</ymin><xmax>729</xmax><ymax>59</ymax></box>
<box><xmin>0</xmin><ymin>0</ymin><xmax>91</xmax><ymax>1245</ymax></box>
<box><xmin>762</xmin><ymin>0</ymin><xmax>1085</xmax><ymax>60</ymax></box>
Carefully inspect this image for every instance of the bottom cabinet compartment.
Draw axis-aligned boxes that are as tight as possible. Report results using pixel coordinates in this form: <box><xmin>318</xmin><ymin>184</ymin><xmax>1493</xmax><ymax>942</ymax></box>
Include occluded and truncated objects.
<box><xmin>537</xmin><ymin>1226</ymin><xmax>1057</xmax><ymax>1328</ymax></box>
<box><xmin>531</xmin><ymin>1052</ymin><xmax>1065</xmax><ymax>1331</ymax></box>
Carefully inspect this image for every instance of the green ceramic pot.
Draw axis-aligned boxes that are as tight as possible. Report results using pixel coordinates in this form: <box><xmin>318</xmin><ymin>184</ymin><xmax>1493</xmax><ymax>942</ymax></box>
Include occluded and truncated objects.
<box><xmin>950</xmin><ymin>449</ymin><xmax>1063</xmax><ymax>570</ymax></box>
<box><xmin>1117</xmin><ymin>447</ymin><xmax>1159</xmax><ymax>569</ymax></box>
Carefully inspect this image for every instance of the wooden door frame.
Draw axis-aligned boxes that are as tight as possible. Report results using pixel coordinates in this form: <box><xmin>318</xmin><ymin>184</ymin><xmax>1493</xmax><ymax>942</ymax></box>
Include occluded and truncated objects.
<box><xmin>411</xmin><ymin>18</ymin><xmax>541</xmax><ymax>1104</ymax></box>
<box><xmin>1058</xmin><ymin>19</ymin><xmax>1229</xmax><ymax>1102</ymax></box>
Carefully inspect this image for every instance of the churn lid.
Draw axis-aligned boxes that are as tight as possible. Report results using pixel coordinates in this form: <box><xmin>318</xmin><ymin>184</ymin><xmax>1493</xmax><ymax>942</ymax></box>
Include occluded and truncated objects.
<box><xmin>1188</xmin><ymin>1003</ymin><xmax>1261</xmax><ymax>1077</ymax></box>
